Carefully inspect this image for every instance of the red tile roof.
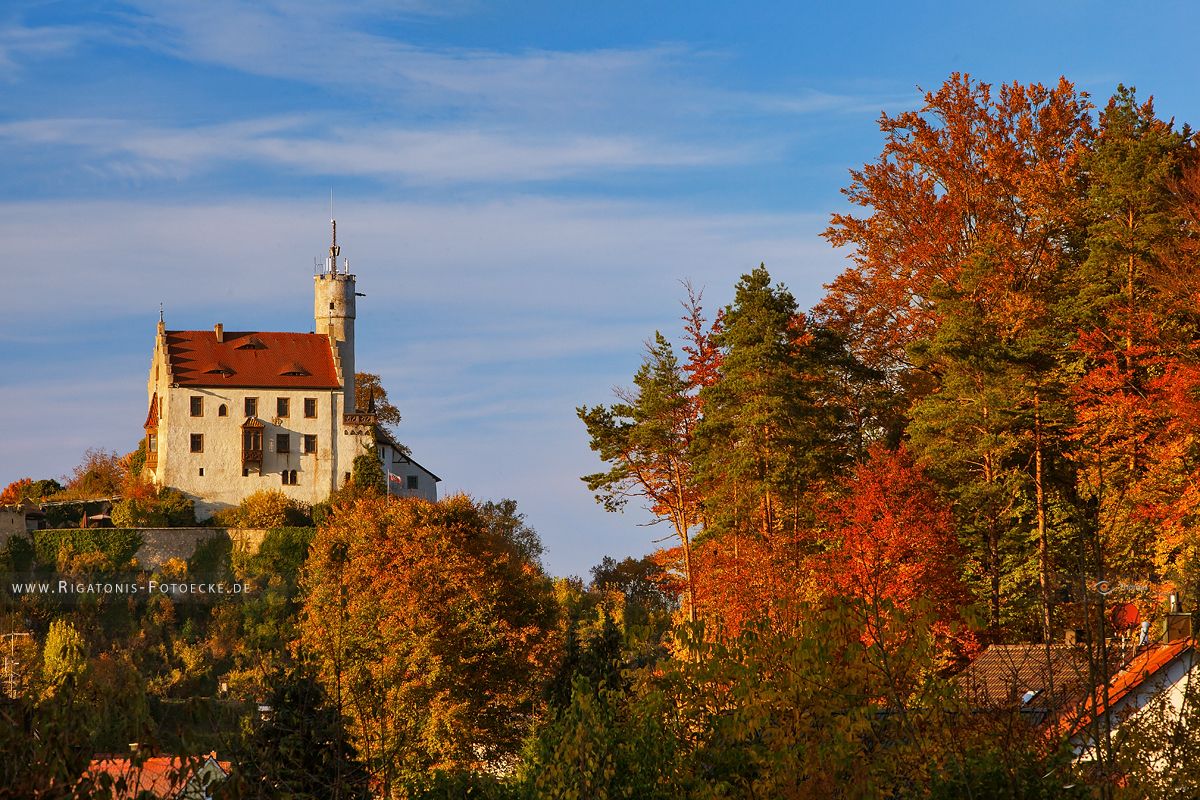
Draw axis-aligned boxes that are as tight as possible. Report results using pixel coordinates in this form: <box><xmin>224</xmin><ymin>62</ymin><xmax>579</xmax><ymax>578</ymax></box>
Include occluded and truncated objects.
<box><xmin>164</xmin><ymin>330</ymin><xmax>341</xmax><ymax>390</ymax></box>
<box><xmin>83</xmin><ymin>753</ymin><xmax>231</xmax><ymax>799</ymax></box>
<box><xmin>958</xmin><ymin>644</ymin><xmax>1092</xmax><ymax>710</ymax></box>
<box><xmin>1072</xmin><ymin>638</ymin><xmax>1193</xmax><ymax>734</ymax></box>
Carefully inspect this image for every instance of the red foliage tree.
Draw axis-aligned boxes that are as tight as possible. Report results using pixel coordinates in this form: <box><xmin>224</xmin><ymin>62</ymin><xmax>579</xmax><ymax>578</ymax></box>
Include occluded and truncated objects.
<box><xmin>0</xmin><ymin>478</ymin><xmax>33</xmax><ymax>505</ymax></box>
<box><xmin>820</xmin><ymin>446</ymin><xmax>970</xmax><ymax>652</ymax></box>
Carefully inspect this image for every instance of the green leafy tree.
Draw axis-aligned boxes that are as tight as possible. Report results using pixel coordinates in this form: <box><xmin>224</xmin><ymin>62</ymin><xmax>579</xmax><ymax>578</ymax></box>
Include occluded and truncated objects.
<box><xmin>350</xmin><ymin>448</ymin><xmax>386</xmax><ymax>497</ymax></box>
<box><xmin>42</xmin><ymin>619</ymin><xmax>87</xmax><ymax>694</ymax></box>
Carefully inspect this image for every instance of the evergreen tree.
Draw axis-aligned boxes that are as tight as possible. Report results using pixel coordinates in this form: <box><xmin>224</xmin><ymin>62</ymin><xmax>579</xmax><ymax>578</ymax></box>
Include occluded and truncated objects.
<box><xmin>691</xmin><ymin>264</ymin><xmax>849</xmax><ymax>539</ymax></box>
<box><xmin>580</xmin><ymin>330</ymin><xmax>703</xmax><ymax>620</ymax></box>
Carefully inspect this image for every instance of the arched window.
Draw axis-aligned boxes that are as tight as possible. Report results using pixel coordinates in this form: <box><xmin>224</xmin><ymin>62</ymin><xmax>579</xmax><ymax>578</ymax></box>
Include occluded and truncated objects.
<box><xmin>218</xmin><ymin>404</ymin><xmax>228</xmax><ymax>417</ymax></box>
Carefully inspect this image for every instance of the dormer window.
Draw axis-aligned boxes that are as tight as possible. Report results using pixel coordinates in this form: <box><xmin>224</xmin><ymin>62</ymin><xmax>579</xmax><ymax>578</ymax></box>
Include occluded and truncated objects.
<box><xmin>280</xmin><ymin>362</ymin><xmax>311</xmax><ymax>377</ymax></box>
<box><xmin>235</xmin><ymin>336</ymin><xmax>268</xmax><ymax>350</ymax></box>
<box><xmin>205</xmin><ymin>364</ymin><xmax>236</xmax><ymax>377</ymax></box>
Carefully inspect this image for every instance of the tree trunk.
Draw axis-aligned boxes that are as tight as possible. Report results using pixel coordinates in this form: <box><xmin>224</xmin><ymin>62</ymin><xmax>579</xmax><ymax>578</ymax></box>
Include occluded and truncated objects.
<box><xmin>1035</xmin><ymin>390</ymin><xmax>1052</xmax><ymax>644</ymax></box>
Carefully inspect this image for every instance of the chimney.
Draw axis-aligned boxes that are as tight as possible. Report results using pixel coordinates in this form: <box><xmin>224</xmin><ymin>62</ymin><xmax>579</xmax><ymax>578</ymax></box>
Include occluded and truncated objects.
<box><xmin>1165</xmin><ymin>613</ymin><xmax>1193</xmax><ymax>643</ymax></box>
<box><xmin>214</xmin><ymin>323</ymin><xmax>224</xmax><ymax>343</ymax></box>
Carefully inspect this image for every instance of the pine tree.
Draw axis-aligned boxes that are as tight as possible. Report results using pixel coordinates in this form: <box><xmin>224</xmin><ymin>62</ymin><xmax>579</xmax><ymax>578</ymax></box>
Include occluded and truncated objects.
<box><xmin>579</xmin><ymin>331</ymin><xmax>703</xmax><ymax>621</ymax></box>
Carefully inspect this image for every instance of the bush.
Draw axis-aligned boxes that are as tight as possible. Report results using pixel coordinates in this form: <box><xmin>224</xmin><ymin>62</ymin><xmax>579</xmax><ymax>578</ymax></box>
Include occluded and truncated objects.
<box><xmin>212</xmin><ymin>490</ymin><xmax>312</xmax><ymax>529</ymax></box>
<box><xmin>241</xmin><ymin>490</ymin><xmax>311</xmax><ymax>528</ymax></box>
<box><xmin>110</xmin><ymin>488</ymin><xmax>196</xmax><ymax>528</ymax></box>
<box><xmin>351</xmin><ymin>449</ymin><xmax>386</xmax><ymax>495</ymax></box>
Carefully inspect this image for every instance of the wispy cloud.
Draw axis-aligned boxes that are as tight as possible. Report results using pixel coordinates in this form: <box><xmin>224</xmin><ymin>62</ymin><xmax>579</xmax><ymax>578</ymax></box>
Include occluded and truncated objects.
<box><xmin>0</xmin><ymin>114</ymin><xmax>749</xmax><ymax>184</ymax></box>
<box><xmin>112</xmin><ymin>1</ymin><xmax>896</xmax><ymax>130</ymax></box>
<box><xmin>0</xmin><ymin>22</ymin><xmax>88</xmax><ymax>74</ymax></box>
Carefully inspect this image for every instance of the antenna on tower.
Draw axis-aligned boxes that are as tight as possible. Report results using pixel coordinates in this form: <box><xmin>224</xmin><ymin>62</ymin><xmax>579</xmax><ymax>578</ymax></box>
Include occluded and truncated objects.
<box><xmin>159</xmin><ymin>303</ymin><xmax>164</xmax><ymax>323</ymax></box>
<box><xmin>328</xmin><ymin>189</ymin><xmax>341</xmax><ymax>276</ymax></box>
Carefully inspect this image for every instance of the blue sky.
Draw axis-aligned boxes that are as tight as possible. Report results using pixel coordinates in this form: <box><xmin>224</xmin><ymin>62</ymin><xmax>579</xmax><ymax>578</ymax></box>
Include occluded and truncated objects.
<box><xmin>2</xmin><ymin>0</ymin><xmax>1198</xmax><ymax>576</ymax></box>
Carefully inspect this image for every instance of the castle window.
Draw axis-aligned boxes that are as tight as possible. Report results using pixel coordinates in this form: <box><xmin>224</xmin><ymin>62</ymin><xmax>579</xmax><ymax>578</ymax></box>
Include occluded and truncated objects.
<box><xmin>198</xmin><ymin>468</ymin><xmax>204</xmax><ymax>477</ymax></box>
<box><xmin>304</xmin><ymin>398</ymin><xmax>317</xmax><ymax>418</ymax></box>
<box><xmin>242</xmin><ymin>468</ymin><xmax>250</xmax><ymax>477</ymax></box>
<box><xmin>245</xmin><ymin>397</ymin><xmax>258</xmax><ymax>417</ymax></box>
<box><xmin>218</xmin><ymin>404</ymin><xmax>227</xmax><ymax>417</ymax></box>
<box><xmin>190</xmin><ymin>396</ymin><xmax>203</xmax><ymax>417</ymax></box>
<box><xmin>303</xmin><ymin>434</ymin><xmax>318</xmax><ymax>454</ymax></box>
<box><xmin>281</xmin><ymin>470</ymin><xmax>299</xmax><ymax>486</ymax></box>
<box><xmin>147</xmin><ymin>433</ymin><xmax>157</xmax><ymax>452</ymax></box>
<box><xmin>407</xmin><ymin>475</ymin><xmax>419</xmax><ymax>490</ymax></box>
<box><xmin>277</xmin><ymin>397</ymin><xmax>290</xmax><ymax>418</ymax></box>
<box><xmin>190</xmin><ymin>434</ymin><xmax>203</xmax><ymax>453</ymax></box>
<box><xmin>276</xmin><ymin>434</ymin><xmax>291</xmax><ymax>453</ymax></box>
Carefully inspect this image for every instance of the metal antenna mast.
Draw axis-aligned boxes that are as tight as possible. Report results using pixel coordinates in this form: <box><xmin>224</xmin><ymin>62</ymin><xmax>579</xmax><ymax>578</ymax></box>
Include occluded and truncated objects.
<box><xmin>329</xmin><ymin>189</ymin><xmax>340</xmax><ymax>276</ymax></box>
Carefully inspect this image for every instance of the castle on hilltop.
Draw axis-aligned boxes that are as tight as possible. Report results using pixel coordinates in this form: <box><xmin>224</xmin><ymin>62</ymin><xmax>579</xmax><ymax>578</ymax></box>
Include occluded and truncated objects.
<box><xmin>141</xmin><ymin>220</ymin><xmax>439</xmax><ymax>520</ymax></box>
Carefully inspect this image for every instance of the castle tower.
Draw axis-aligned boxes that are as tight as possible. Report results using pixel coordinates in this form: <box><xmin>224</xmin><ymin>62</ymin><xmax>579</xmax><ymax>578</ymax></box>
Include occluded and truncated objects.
<box><xmin>314</xmin><ymin>218</ymin><xmax>357</xmax><ymax>411</ymax></box>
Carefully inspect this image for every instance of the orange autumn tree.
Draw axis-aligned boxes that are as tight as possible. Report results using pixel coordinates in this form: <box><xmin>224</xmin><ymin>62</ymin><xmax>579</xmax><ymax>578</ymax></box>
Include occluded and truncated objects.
<box><xmin>0</xmin><ymin>478</ymin><xmax>33</xmax><ymax>505</ymax></box>
<box><xmin>298</xmin><ymin>494</ymin><xmax>559</xmax><ymax>793</ymax></box>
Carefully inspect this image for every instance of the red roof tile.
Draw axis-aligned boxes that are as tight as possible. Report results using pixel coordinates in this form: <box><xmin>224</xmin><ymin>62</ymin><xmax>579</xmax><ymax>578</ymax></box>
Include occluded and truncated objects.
<box><xmin>958</xmin><ymin>644</ymin><xmax>1092</xmax><ymax>710</ymax></box>
<box><xmin>164</xmin><ymin>330</ymin><xmax>341</xmax><ymax>390</ymax></box>
<box><xmin>84</xmin><ymin>753</ymin><xmax>231</xmax><ymax>799</ymax></box>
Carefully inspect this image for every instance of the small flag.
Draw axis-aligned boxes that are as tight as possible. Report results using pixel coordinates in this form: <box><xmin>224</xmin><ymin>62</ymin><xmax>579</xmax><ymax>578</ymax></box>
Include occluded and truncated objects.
<box><xmin>388</xmin><ymin>472</ymin><xmax>403</xmax><ymax>484</ymax></box>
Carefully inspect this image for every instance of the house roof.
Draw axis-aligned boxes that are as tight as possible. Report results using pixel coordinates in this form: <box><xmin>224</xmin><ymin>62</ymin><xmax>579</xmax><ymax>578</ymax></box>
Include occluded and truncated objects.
<box><xmin>375</xmin><ymin>425</ymin><xmax>441</xmax><ymax>481</ymax></box>
<box><xmin>84</xmin><ymin>753</ymin><xmax>230</xmax><ymax>799</ymax></box>
<box><xmin>163</xmin><ymin>330</ymin><xmax>341</xmax><ymax>390</ymax></box>
<box><xmin>959</xmin><ymin>644</ymin><xmax>1093</xmax><ymax>711</ymax></box>
<box><xmin>1072</xmin><ymin>638</ymin><xmax>1194</xmax><ymax>734</ymax></box>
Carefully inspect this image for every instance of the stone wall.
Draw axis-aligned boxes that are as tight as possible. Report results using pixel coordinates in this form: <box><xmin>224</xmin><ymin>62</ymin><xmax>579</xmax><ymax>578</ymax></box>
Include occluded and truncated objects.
<box><xmin>133</xmin><ymin>527</ymin><xmax>271</xmax><ymax>570</ymax></box>
<box><xmin>0</xmin><ymin>509</ymin><xmax>25</xmax><ymax>537</ymax></box>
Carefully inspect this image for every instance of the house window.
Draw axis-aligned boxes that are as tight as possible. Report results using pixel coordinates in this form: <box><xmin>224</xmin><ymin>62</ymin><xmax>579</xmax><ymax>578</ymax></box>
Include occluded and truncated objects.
<box><xmin>245</xmin><ymin>397</ymin><xmax>258</xmax><ymax>417</ymax></box>
<box><xmin>304</xmin><ymin>398</ymin><xmax>317</xmax><ymax>418</ymax></box>
<box><xmin>407</xmin><ymin>475</ymin><xmax>419</xmax><ymax>490</ymax></box>
<box><xmin>243</xmin><ymin>429</ymin><xmax>262</xmax><ymax>451</ymax></box>
<box><xmin>190</xmin><ymin>396</ymin><xmax>203</xmax><ymax>417</ymax></box>
<box><xmin>190</xmin><ymin>434</ymin><xmax>203</xmax><ymax>453</ymax></box>
<box><xmin>276</xmin><ymin>433</ymin><xmax>291</xmax><ymax>453</ymax></box>
<box><xmin>276</xmin><ymin>397</ymin><xmax>290</xmax><ymax>418</ymax></box>
<box><xmin>281</xmin><ymin>470</ymin><xmax>298</xmax><ymax>486</ymax></box>
<box><xmin>303</xmin><ymin>434</ymin><xmax>317</xmax><ymax>454</ymax></box>
<box><xmin>218</xmin><ymin>404</ymin><xmax>227</xmax><ymax>417</ymax></box>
